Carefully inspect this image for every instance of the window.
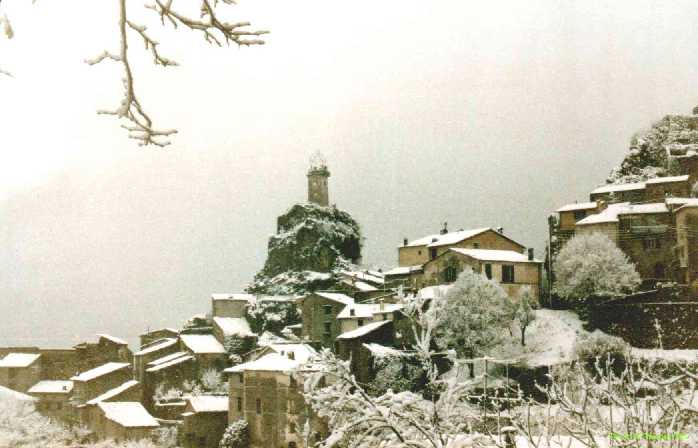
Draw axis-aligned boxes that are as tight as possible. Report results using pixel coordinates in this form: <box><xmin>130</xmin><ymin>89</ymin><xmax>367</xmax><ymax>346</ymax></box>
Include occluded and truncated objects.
<box><xmin>643</xmin><ymin>238</ymin><xmax>661</xmax><ymax>251</ymax></box>
<box><xmin>198</xmin><ymin>436</ymin><xmax>206</xmax><ymax>448</ymax></box>
<box><xmin>429</xmin><ymin>248</ymin><xmax>438</xmax><ymax>260</ymax></box>
<box><xmin>358</xmin><ymin>319</ymin><xmax>364</xmax><ymax>326</ymax></box>
<box><xmin>502</xmin><ymin>265</ymin><xmax>515</xmax><ymax>283</ymax></box>
<box><xmin>444</xmin><ymin>266</ymin><xmax>457</xmax><ymax>283</ymax></box>
<box><xmin>417</xmin><ymin>250</ymin><xmax>422</xmax><ymax>256</ymax></box>
<box><xmin>256</xmin><ymin>398</ymin><xmax>261</xmax><ymax>414</ymax></box>
<box><xmin>323</xmin><ymin>304</ymin><xmax>333</xmax><ymax>315</ymax></box>
<box><xmin>323</xmin><ymin>322</ymin><xmax>331</xmax><ymax>336</ymax></box>
<box><xmin>473</xmin><ymin>242</ymin><xmax>480</xmax><ymax>248</ymax></box>
<box><xmin>573</xmin><ymin>210</ymin><xmax>587</xmax><ymax>221</ymax></box>
<box><xmin>236</xmin><ymin>397</ymin><xmax>242</xmax><ymax>412</ymax></box>
<box><xmin>484</xmin><ymin>264</ymin><xmax>492</xmax><ymax>280</ymax></box>
<box><xmin>382</xmin><ymin>313</ymin><xmax>388</xmax><ymax>320</ymax></box>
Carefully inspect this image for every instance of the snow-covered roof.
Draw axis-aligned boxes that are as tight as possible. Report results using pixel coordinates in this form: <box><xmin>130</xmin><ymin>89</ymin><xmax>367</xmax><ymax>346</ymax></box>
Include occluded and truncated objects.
<box><xmin>139</xmin><ymin>327</ymin><xmax>178</xmax><ymax>337</ymax></box>
<box><xmin>590</xmin><ymin>181</ymin><xmax>646</xmax><ymax>195</ymax></box>
<box><xmin>336</xmin><ymin>320</ymin><xmax>391</xmax><ymax>340</ymax></box>
<box><xmin>575</xmin><ymin>202</ymin><xmax>630</xmax><ymax>225</ymax></box>
<box><xmin>665</xmin><ymin>197</ymin><xmax>698</xmax><ymax>206</ymax></box>
<box><xmin>97</xmin><ymin>402</ymin><xmax>159</xmax><ymax>428</ymax></box>
<box><xmin>213</xmin><ymin>317</ymin><xmax>253</xmax><ymax>338</ymax></box>
<box><xmin>383</xmin><ymin>265</ymin><xmax>423</xmax><ymax>276</ymax></box>
<box><xmin>313</xmin><ymin>292</ymin><xmax>355</xmax><ymax>306</ymax></box>
<box><xmin>341</xmin><ymin>279</ymin><xmax>378</xmax><ymax>292</ymax></box>
<box><xmin>187</xmin><ymin>395</ymin><xmax>229</xmax><ymax>413</ymax></box>
<box><xmin>0</xmin><ymin>353</ymin><xmax>41</xmax><ymax>368</ymax></box>
<box><xmin>362</xmin><ymin>343</ymin><xmax>405</xmax><ymax>359</ymax></box>
<box><xmin>0</xmin><ymin>385</ymin><xmax>36</xmax><ymax>402</ymax></box>
<box><xmin>417</xmin><ymin>284</ymin><xmax>453</xmax><ymax>299</ymax></box>
<box><xmin>211</xmin><ymin>293</ymin><xmax>254</xmax><ymax>302</ymax></box>
<box><xmin>134</xmin><ymin>338</ymin><xmax>178</xmax><ymax>356</ymax></box>
<box><xmin>257</xmin><ymin>331</ymin><xmax>290</xmax><ymax>346</ymax></box>
<box><xmin>555</xmin><ymin>201</ymin><xmax>598</xmax><ymax>212</ymax></box>
<box><xmin>340</xmin><ymin>270</ymin><xmax>385</xmax><ymax>285</ymax></box>
<box><xmin>97</xmin><ymin>334</ymin><xmax>128</xmax><ymax>346</ymax></box>
<box><xmin>449</xmin><ymin>248</ymin><xmax>541</xmax><ymax>263</ymax></box>
<box><xmin>337</xmin><ymin>303</ymin><xmax>404</xmax><ymax>319</ymax></box>
<box><xmin>180</xmin><ymin>334</ymin><xmax>226</xmax><ymax>354</ymax></box>
<box><xmin>146</xmin><ymin>354</ymin><xmax>194</xmax><ymax>372</ymax></box>
<box><xmin>225</xmin><ymin>353</ymin><xmax>302</xmax><ymax>373</ymax></box>
<box><xmin>645</xmin><ymin>174</ymin><xmax>689</xmax><ymax>184</ymax></box>
<box><xmin>71</xmin><ymin>362</ymin><xmax>130</xmax><ymax>382</ymax></box>
<box><xmin>86</xmin><ymin>380</ymin><xmax>140</xmax><ymax>405</ymax></box>
<box><xmin>266</xmin><ymin>343</ymin><xmax>317</xmax><ymax>363</ymax></box>
<box><xmin>147</xmin><ymin>351</ymin><xmax>189</xmax><ymax>367</ymax></box>
<box><xmin>28</xmin><ymin>380</ymin><xmax>73</xmax><ymax>395</ymax></box>
<box><xmin>404</xmin><ymin>227</ymin><xmax>491</xmax><ymax>248</ymax></box>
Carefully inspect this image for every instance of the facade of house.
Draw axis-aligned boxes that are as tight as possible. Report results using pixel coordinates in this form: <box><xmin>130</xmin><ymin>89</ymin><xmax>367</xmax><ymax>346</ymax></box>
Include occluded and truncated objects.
<box><xmin>212</xmin><ymin>294</ymin><xmax>254</xmax><ymax>319</ymax></box>
<box><xmin>79</xmin><ymin>379</ymin><xmax>142</xmax><ymax>426</ymax></box>
<box><xmin>420</xmin><ymin>248</ymin><xmax>543</xmax><ymax>300</ymax></box>
<box><xmin>0</xmin><ymin>353</ymin><xmax>42</xmax><ymax>392</ymax></box>
<box><xmin>73</xmin><ymin>334</ymin><xmax>132</xmax><ymax>374</ymax></box>
<box><xmin>335</xmin><ymin>320</ymin><xmax>395</xmax><ymax>384</ymax></box>
<box><xmin>226</xmin><ymin>353</ymin><xmax>327</xmax><ymax>448</ymax></box>
<box><xmin>27</xmin><ymin>380</ymin><xmax>74</xmax><ymax>421</ymax></box>
<box><xmin>92</xmin><ymin>402</ymin><xmax>159</xmax><ymax>441</ymax></box>
<box><xmin>336</xmin><ymin>302</ymin><xmax>404</xmax><ymax>334</ymax></box>
<box><xmin>143</xmin><ymin>352</ymin><xmax>197</xmax><ymax>412</ymax></box>
<box><xmin>139</xmin><ymin>328</ymin><xmax>179</xmax><ymax>348</ymax></box>
<box><xmin>70</xmin><ymin>362</ymin><xmax>132</xmax><ymax>405</ymax></box>
<box><xmin>299</xmin><ymin>292</ymin><xmax>354</xmax><ymax>349</ymax></box>
<box><xmin>180</xmin><ymin>396</ymin><xmax>229</xmax><ymax>448</ymax></box>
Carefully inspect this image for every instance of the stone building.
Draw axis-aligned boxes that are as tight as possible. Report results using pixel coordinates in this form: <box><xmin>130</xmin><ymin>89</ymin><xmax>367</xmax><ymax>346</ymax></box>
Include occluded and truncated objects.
<box><xmin>299</xmin><ymin>292</ymin><xmax>354</xmax><ymax>349</ymax></box>
<box><xmin>225</xmin><ymin>353</ymin><xmax>328</xmax><ymax>448</ymax></box>
<box><xmin>0</xmin><ymin>353</ymin><xmax>41</xmax><ymax>392</ymax></box>
<box><xmin>335</xmin><ymin>321</ymin><xmax>395</xmax><ymax>384</ymax></box>
<box><xmin>133</xmin><ymin>338</ymin><xmax>180</xmax><ymax>382</ymax></box>
<box><xmin>91</xmin><ymin>402</ymin><xmax>159</xmax><ymax>442</ymax></box>
<box><xmin>27</xmin><ymin>380</ymin><xmax>74</xmax><ymax>421</ymax></box>
<box><xmin>74</xmin><ymin>334</ymin><xmax>132</xmax><ymax>374</ymax></box>
<box><xmin>336</xmin><ymin>302</ymin><xmax>404</xmax><ymax>334</ymax></box>
<box><xmin>211</xmin><ymin>294</ymin><xmax>254</xmax><ymax>319</ymax></box>
<box><xmin>139</xmin><ymin>328</ymin><xmax>179</xmax><ymax>348</ymax></box>
<box><xmin>181</xmin><ymin>395</ymin><xmax>229</xmax><ymax>448</ymax></box>
<box><xmin>79</xmin><ymin>379</ymin><xmax>142</xmax><ymax>426</ymax></box>
<box><xmin>307</xmin><ymin>153</ymin><xmax>330</xmax><ymax>207</ymax></box>
<box><xmin>179</xmin><ymin>334</ymin><xmax>227</xmax><ymax>370</ymax></box>
<box><xmin>420</xmin><ymin>248</ymin><xmax>543</xmax><ymax>300</ymax></box>
<box><xmin>142</xmin><ymin>352</ymin><xmax>197</xmax><ymax>412</ymax></box>
<box><xmin>70</xmin><ymin>362</ymin><xmax>132</xmax><ymax>405</ymax></box>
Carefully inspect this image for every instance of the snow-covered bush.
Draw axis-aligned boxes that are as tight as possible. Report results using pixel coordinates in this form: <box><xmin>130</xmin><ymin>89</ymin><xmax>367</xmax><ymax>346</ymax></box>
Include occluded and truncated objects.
<box><xmin>245</xmin><ymin>299</ymin><xmax>300</xmax><ymax>335</ymax></box>
<box><xmin>574</xmin><ymin>330</ymin><xmax>630</xmax><ymax>376</ymax></box>
<box><xmin>514</xmin><ymin>287</ymin><xmax>537</xmax><ymax>346</ymax></box>
<box><xmin>553</xmin><ymin>233</ymin><xmax>641</xmax><ymax>303</ymax></box>
<box><xmin>219</xmin><ymin>419</ymin><xmax>249</xmax><ymax>448</ymax></box>
<box><xmin>200</xmin><ymin>369</ymin><xmax>227</xmax><ymax>394</ymax></box>
<box><xmin>430</xmin><ymin>269</ymin><xmax>514</xmax><ymax>377</ymax></box>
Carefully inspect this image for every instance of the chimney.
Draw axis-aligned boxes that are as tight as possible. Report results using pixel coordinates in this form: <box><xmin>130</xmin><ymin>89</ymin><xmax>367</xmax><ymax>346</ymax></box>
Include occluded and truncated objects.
<box><xmin>440</xmin><ymin>222</ymin><xmax>449</xmax><ymax>235</ymax></box>
<box><xmin>496</xmin><ymin>226</ymin><xmax>504</xmax><ymax>234</ymax></box>
<box><xmin>403</xmin><ymin>238</ymin><xmax>408</xmax><ymax>247</ymax></box>
<box><xmin>287</xmin><ymin>351</ymin><xmax>295</xmax><ymax>360</ymax></box>
<box><xmin>528</xmin><ymin>248</ymin><xmax>534</xmax><ymax>261</ymax></box>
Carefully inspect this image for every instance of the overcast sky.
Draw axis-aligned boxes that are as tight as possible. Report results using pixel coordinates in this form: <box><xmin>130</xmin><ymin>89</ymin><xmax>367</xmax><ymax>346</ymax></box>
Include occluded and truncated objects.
<box><xmin>1</xmin><ymin>0</ymin><xmax>698</xmax><ymax>347</ymax></box>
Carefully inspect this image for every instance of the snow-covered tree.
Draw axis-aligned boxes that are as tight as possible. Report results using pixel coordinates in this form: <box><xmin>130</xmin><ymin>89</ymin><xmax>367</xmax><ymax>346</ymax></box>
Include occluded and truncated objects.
<box><xmin>514</xmin><ymin>287</ymin><xmax>537</xmax><ymax>346</ymax></box>
<box><xmin>0</xmin><ymin>0</ymin><xmax>267</xmax><ymax>146</ymax></box>
<box><xmin>200</xmin><ymin>368</ymin><xmax>227</xmax><ymax>394</ymax></box>
<box><xmin>553</xmin><ymin>232</ymin><xmax>641</xmax><ymax>303</ymax></box>
<box><xmin>245</xmin><ymin>298</ymin><xmax>300</xmax><ymax>334</ymax></box>
<box><xmin>429</xmin><ymin>269</ymin><xmax>513</xmax><ymax>378</ymax></box>
<box><xmin>367</xmin><ymin>355</ymin><xmax>425</xmax><ymax>396</ymax></box>
<box><xmin>219</xmin><ymin>419</ymin><xmax>249</xmax><ymax>448</ymax></box>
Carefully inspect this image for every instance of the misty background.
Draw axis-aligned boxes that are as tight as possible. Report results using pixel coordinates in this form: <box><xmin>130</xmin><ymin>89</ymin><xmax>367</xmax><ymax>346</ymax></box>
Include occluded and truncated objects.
<box><xmin>1</xmin><ymin>0</ymin><xmax>698</xmax><ymax>347</ymax></box>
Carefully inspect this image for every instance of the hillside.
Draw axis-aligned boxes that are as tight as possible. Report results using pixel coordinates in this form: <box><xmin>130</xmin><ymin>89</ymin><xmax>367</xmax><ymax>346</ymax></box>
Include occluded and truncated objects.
<box><xmin>247</xmin><ymin>203</ymin><xmax>362</xmax><ymax>295</ymax></box>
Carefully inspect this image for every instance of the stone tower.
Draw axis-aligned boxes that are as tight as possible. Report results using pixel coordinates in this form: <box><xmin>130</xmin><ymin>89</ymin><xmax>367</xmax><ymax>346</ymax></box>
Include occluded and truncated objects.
<box><xmin>307</xmin><ymin>152</ymin><xmax>330</xmax><ymax>207</ymax></box>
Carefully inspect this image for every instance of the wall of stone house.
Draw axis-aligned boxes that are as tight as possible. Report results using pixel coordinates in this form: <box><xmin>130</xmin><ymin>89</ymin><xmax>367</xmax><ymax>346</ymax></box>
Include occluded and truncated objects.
<box><xmin>75</xmin><ymin>341</ymin><xmax>132</xmax><ymax>374</ymax></box>
<box><xmin>181</xmin><ymin>412</ymin><xmax>228</xmax><ymax>448</ymax></box>
<box><xmin>678</xmin><ymin>155</ymin><xmax>698</xmax><ymax>186</ymax></box>
<box><xmin>301</xmin><ymin>294</ymin><xmax>344</xmax><ymax>349</ymax></box>
<box><xmin>33</xmin><ymin>393</ymin><xmax>74</xmax><ymax>422</ymax></box>
<box><xmin>645</xmin><ymin>181</ymin><xmax>690</xmax><ymax>202</ymax></box>
<box><xmin>617</xmin><ymin>213</ymin><xmax>678</xmax><ymax>282</ymax></box>
<box><xmin>676</xmin><ymin>207</ymin><xmax>698</xmax><ymax>286</ymax></box>
<box><xmin>575</xmin><ymin>222</ymin><xmax>619</xmax><ymax>244</ymax></box>
<box><xmin>212</xmin><ymin>299</ymin><xmax>248</xmax><ymax>319</ymax></box>
<box><xmin>40</xmin><ymin>349</ymin><xmax>79</xmax><ymax>380</ymax></box>
<box><xmin>0</xmin><ymin>362</ymin><xmax>41</xmax><ymax>393</ymax></box>
<box><xmin>97</xmin><ymin>418</ymin><xmax>152</xmax><ymax>442</ymax></box>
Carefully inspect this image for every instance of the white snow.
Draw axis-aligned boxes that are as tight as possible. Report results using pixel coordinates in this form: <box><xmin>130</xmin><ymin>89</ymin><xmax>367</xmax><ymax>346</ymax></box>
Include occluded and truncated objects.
<box><xmin>665</xmin><ymin>197</ymin><xmax>698</xmax><ymax>206</ymax></box>
<box><xmin>27</xmin><ymin>380</ymin><xmax>73</xmax><ymax>395</ymax></box>
<box><xmin>147</xmin><ymin>351</ymin><xmax>189</xmax><ymax>367</ymax></box>
<box><xmin>556</xmin><ymin>201</ymin><xmax>599</xmax><ymax>212</ymax></box>
<box><xmin>97</xmin><ymin>402</ymin><xmax>159</xmax><ymax>428</ymax></box>
<box><xmin>516</xmin><ymin>309</ymin><xmax>587</xmax><ymax>367</ymax></box>
<box><xmin>213</xmin><ymin>317</ymin><xmax>253</xmax><ymax>337</ymax></box>
<box><xmin>362</xmin><ymin>343</ymin><xmax>405</xmax><ymax>358</ymax></box>
<box><xmin>417</xmin><ymin>284</ymin><xmax>453</xmax><ymax>299</ymax></box>
<box><xmin>258</xmin><ymin>331</ymin><xmax>290</xmax><ymax>346</ymax></box>
<box><xmin>576</xmin><ymin>202</ymin><xmax>630</xmax><ymax>225</ymax></box>
<box><xmin>86</xmin><ymin>380</ymin><xmax>139</xmax><ymax>405</ymax></box>
<box><xmin>211</xmin><ymin>293</ymin><xmax>254</xmax><ymax>302</ymax></box>
<box><xmin>314</xmin><ymin>291</ymin><xmax>355</xmax><ymax>306</ymax></box>
<box><xmin>340</xmin><ymin>270</ymin><xmax>385</xmax><ymax>285</ymax></box>
<box><xmin>180</xmin><ymin>334</ymin><xmax>226</xmax><ymax>354</ymax></box>
<box><xmin>336</xmin><ymin>320</ymin><xmax>391</xmax><ymax>340</ymax></box>
<box><xmin>71</xmin><ymin>362</ymin><xmax>130</xmax><ymax>382</ymax></box>
<box><xmin>134</xmin><ymin>338</ymin><xmax>178</xmax><ymax>356</ymax></box>
<box><xmin>405</xmin><ymin>227</ymin><xmax>491</xmax><ymax>248</ymax></box>
<box><xmin>187</xmin><ymin>395</ymin><xmax>228</xmax><ymax>413</ymax></box>
<box><xmin>146</xmin><ymin>354</ymin><xmax>194</xmax><ymax>372</ymax></box>
<box><xmin>341</xmin><ymin>279</ymin><xmax>378</xmax><ymax>292</ymax></box>
<box><xmin>591</xmin><ymin>181</ymin><xmax>646</xmax><ymax>195</ymax></box>
<box><xmin>631</xmin><ymin>347</ymin><xmax>698</xmax><ymax>363</ymax></box>
<box><xmin>0</xmin><ymin>353</ymin><xmax>40</xmax><ymax>368</ymax></box>
<box><xmin>96</xmin><ymin>334</ymin><xmax>128</xmax><ymax>345</ymax></box>
<box><xmin>337</xmin><ymin>303</ymin><xmax>403</xmax><ymax>319</ymax></box>
<box><xmin>0</xmin><ymin>385</ymin><xmax>36</xmax><ymax>402</ymax></box>
<box><xmin>449</xmin><ymin>248</ymin><xmax>541</xmax><ymax>263</ymax></box>
<box><xmin>645</xmin><ymin>174</ymin><xmax>689</xmax><ymax>184</ymax></box>
<box><xmin>266</xmin><ymin>343</ymin><xmax>318</xmax><ymax>363</ymax></box>
<box><xmin>383</xmin><ymin>265</ymin><xmax>423</xmax><ymax>276</ymax></box>
<box><xmin>226</xmin><ymin>353</ymin><xmax>302</xmax><ymax>373</ymax></box>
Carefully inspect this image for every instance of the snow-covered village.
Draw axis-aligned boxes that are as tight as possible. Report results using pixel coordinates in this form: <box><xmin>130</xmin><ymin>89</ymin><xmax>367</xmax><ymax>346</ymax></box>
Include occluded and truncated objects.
<box><xmin>3</xmin><ymin>1</ymin><xmax>698</xmax><ymax>448</ymax></box>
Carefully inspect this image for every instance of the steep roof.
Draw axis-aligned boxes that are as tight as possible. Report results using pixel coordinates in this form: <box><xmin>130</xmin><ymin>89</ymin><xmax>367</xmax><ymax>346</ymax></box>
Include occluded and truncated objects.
<box><xmin>28</xmin><ymin>380</ymin><xmax>73</xmax><ymax>395</ymax></box>
<box><xmin>313</xmin><ymin>292</ymin><xmax>355</xmax><ymax>306</ymax></box>
<box><xmin>187</xmin><ymin>395</ymin><xmax>228</xmax><ymax>413</ymax></box>
<box><xmin>86</xmin><ymin>380</ymin><xmax>139</xmax><ymax>405</ymax></box>
<box><xmin>448</xmin><ymin>248</ymin><xmax>541</xmax><ymax>263</ymax></box>
<box><xmin>180</xmin><ymin>334</ymin><xmax>226</xmax><ymax>354</ymax></box>
<box><xmin>336</xmin><ymin>320</ymin><xmax>391</xmax><ymax>340</ymax></box>
<box><xmin>134</xmin><ymin>338</ymin><xmax>178</xmax><ymax>356</ymax></box>
<box><xmin>556</xmin><ymin>201</ymin><xmax>598</xmax><ymax>212</ymax></box>
<box><xmin>212</xmin><ymin>317</ymin><xmax>253</xmax><ymax>338</ymax></box>
<box><xmin>98</xmin><ymin>402</ymin><xmax>159</xmax><ymax>428</ymax></box>
<box><xmin>0</xmin><ymin>353</ymin><xmax>41</xmax><ymax>368</ymax></box>
<box><xmin>71</xmin><ymin>362</ymin><xmax>130</xmax><ymax>382</ymax></box>
<box><xmin>97</xmin><ymin>334</ymin><xmax>128</xmax><ymax>346</ymax></box>
<box><xmin>225</xmin><ymin>353</ymin><xmax>301</xmax><ymax>373</ymax></box>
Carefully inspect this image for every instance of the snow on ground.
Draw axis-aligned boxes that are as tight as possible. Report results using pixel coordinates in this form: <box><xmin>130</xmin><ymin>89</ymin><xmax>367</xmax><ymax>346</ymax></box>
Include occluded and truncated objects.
<box><xmin>631</xmin><ymin>347</ymin><xmax>698</xmax><ymax>363</ymax></box>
